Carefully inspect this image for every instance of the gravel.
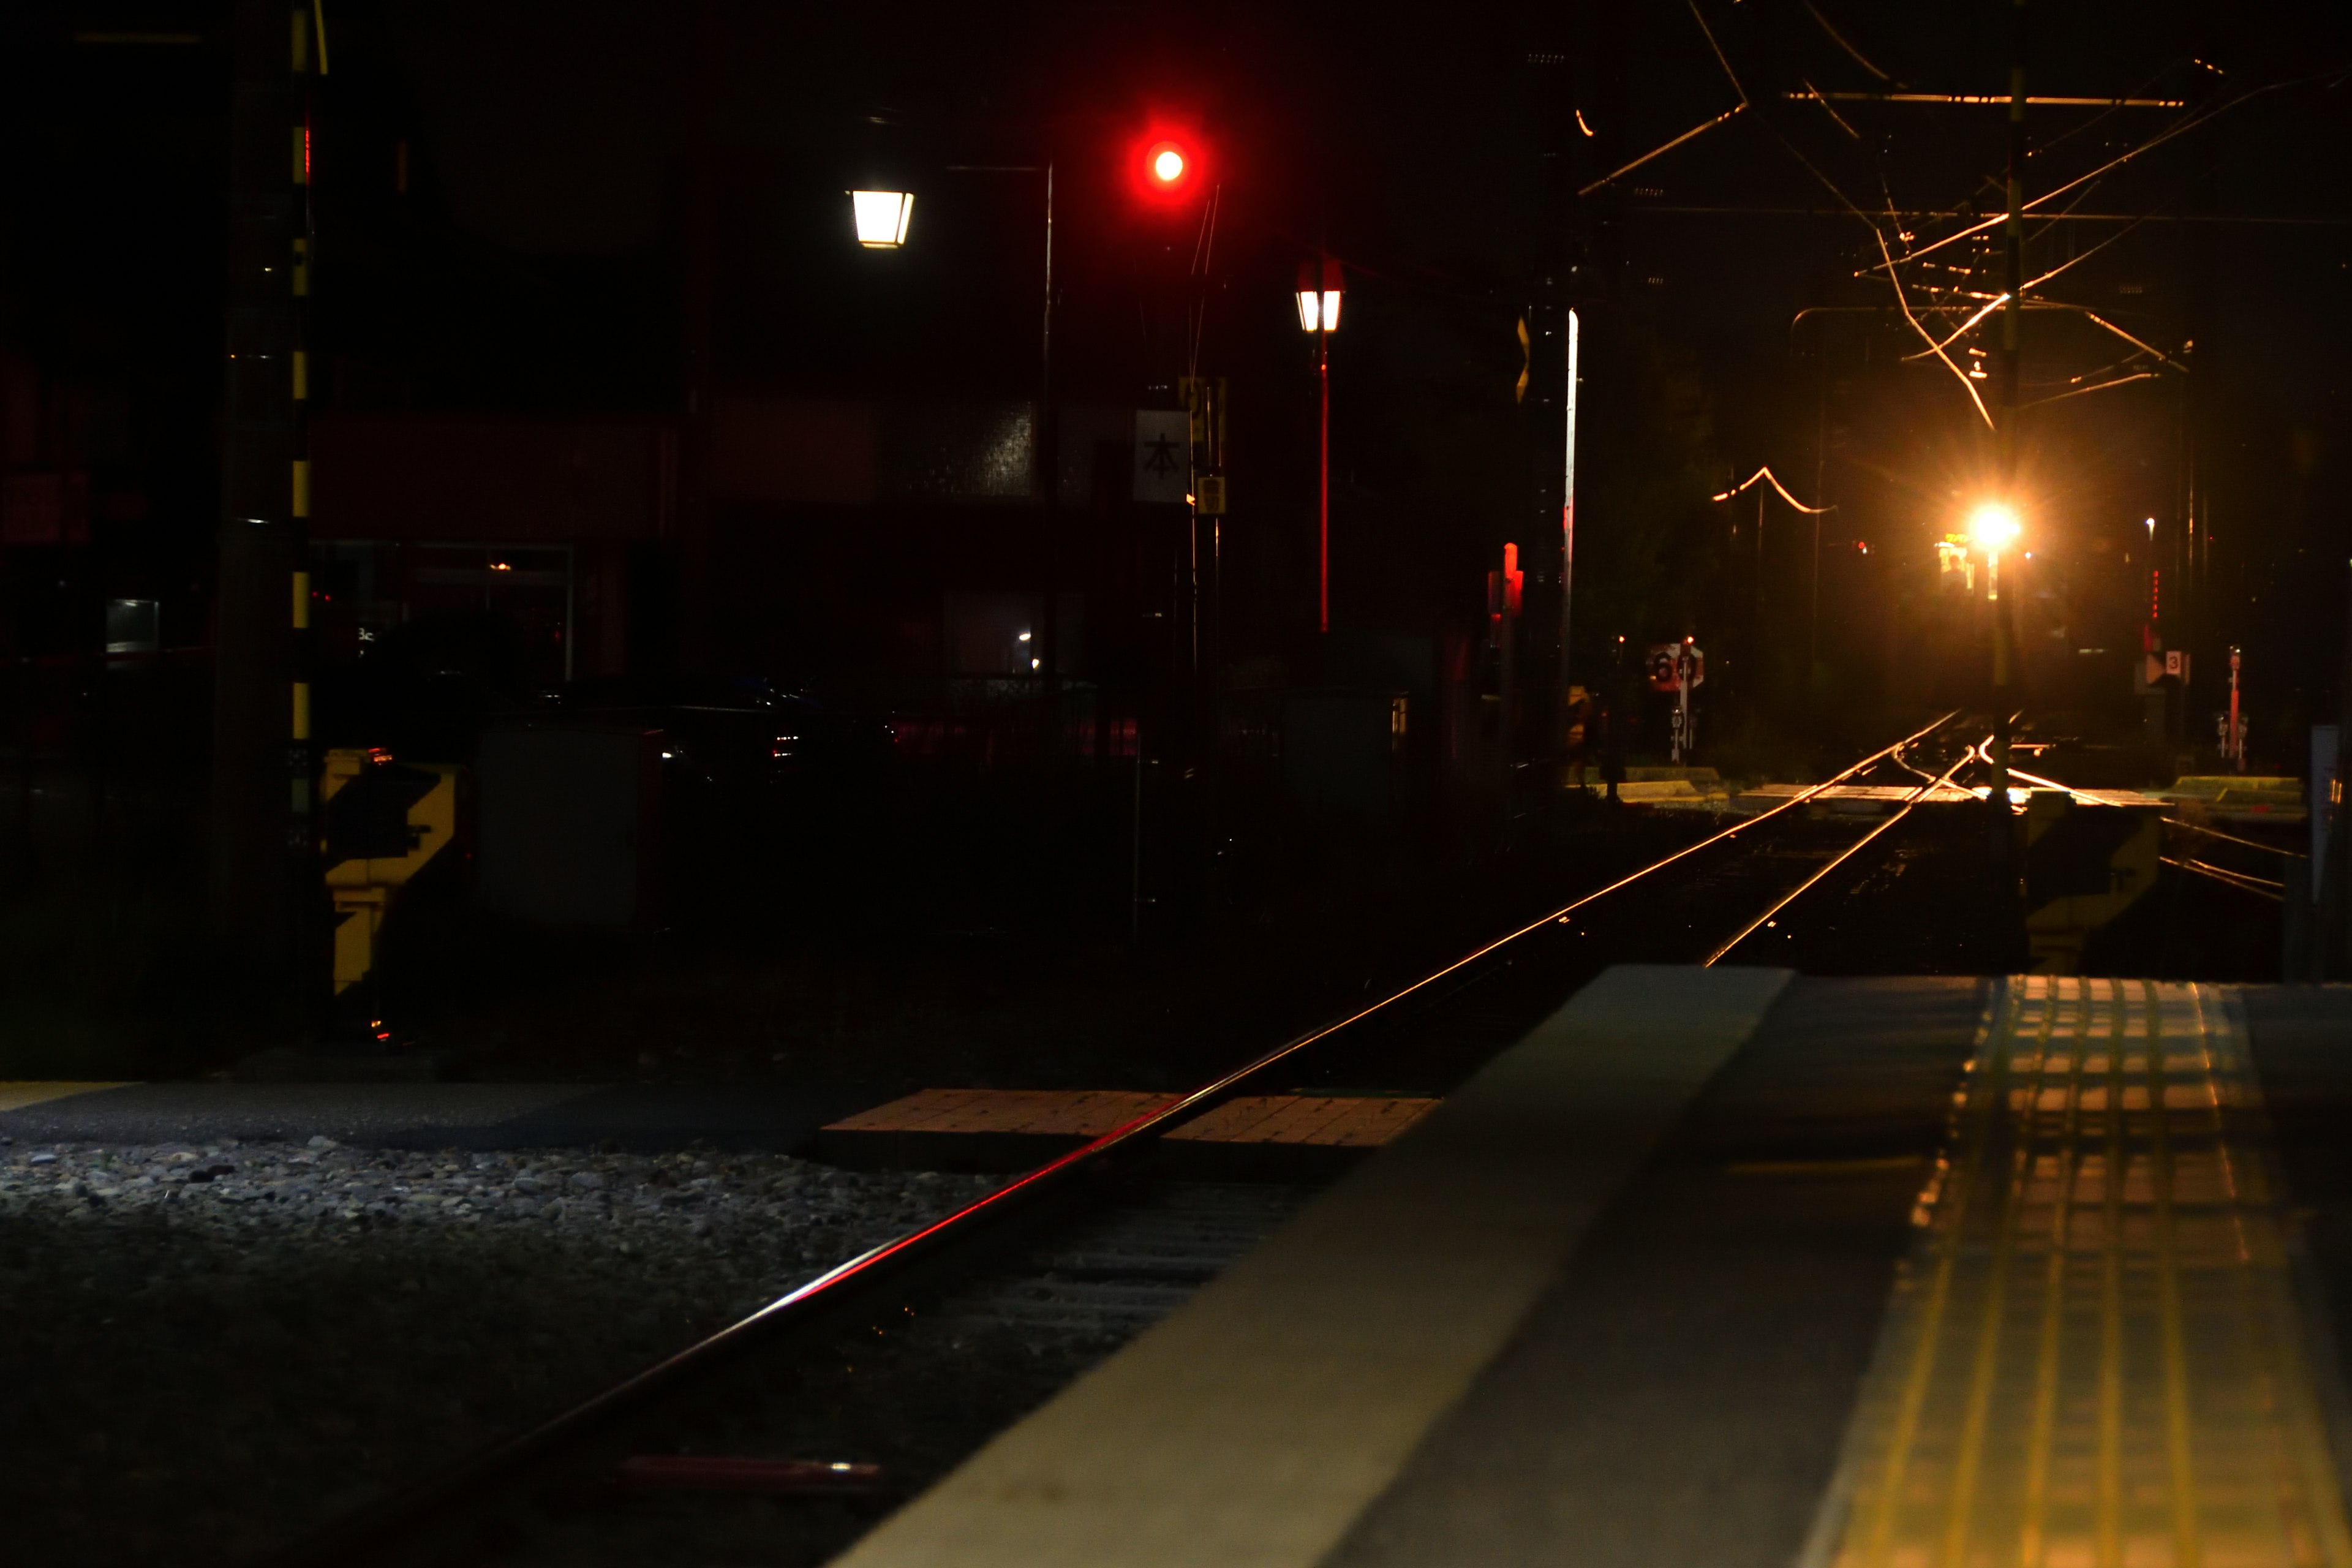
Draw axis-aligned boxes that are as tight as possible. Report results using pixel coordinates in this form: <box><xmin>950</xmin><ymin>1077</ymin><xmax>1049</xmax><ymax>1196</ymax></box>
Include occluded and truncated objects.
<box><xmin>0</xmin><ymin>1136</ymin><xmax>996</xmax><ymax>1566</ymax></box>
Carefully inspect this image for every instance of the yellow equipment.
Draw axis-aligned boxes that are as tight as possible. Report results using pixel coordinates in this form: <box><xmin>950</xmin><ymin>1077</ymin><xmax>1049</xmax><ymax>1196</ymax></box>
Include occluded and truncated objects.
<box><xmin>2021</xmin><ymin>788</ymin><xmax>2162</xmax><ymax>973</ymax></box>
<box><xmin>320</xmin><ymin>748</ymin><xmax>461</xmax><ymax>1014</ymax></box>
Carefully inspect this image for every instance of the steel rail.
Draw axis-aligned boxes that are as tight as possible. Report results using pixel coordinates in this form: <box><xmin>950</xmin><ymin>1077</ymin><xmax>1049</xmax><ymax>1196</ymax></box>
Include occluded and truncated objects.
<box><xmin>2004</xmin><ymin>763</ymin><xmax>2306</xmax><ymax>859</ymax></box>
<box><xmin>1704</xmin><ymin>733</ymin><xmax>1984</xmax><ymax>967</ymax></box>
<box><xmin>256</xmin><ymin>709</ymin><xmax>1959</xmax><ymax>1568</ymax></box>
<box><xmin>2161</xmin><ymin>853</ymin><xmax>2286</xmax><ymax>901</ymax></box>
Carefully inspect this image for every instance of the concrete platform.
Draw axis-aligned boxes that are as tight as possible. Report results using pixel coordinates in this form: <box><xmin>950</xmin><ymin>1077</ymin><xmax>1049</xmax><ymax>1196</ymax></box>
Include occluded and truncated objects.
<box><xmin>834</xmin><ymin>970</ymin><xmax>2352</xmax><ymax>1568</ymax></box>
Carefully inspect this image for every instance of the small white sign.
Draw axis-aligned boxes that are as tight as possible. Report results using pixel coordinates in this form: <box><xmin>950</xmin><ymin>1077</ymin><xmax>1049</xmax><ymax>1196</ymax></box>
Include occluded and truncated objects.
<box><xmin>1133</xmin><ymin>411</ymin><xmax>1189</xmax><ymax>503</ymax></box>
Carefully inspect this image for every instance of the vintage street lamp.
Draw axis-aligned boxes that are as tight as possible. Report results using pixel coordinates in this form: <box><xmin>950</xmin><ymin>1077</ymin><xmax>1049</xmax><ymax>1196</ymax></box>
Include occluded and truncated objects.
<box><xmin>1298</xmin><ymin>259</ymin><xmax>1343</xmax><ymax>633</ymax></box>
<box><xmin>850</xmin><ymin>189</ymin><xmax>914</xmax><ymax>248</ymax></box>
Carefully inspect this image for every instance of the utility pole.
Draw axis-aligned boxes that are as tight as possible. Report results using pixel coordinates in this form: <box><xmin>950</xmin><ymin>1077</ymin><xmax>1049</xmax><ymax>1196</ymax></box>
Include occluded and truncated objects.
<box><xmin>1561</xmin><ymin>307</ymin><xmax>1580</xmax><ymax>710</ymax></box>
<box><xmin>1990</xmin><ymin>0</ymin><xmax>2026</xmax><ymax>819</ymax></box>
<box><xmin>211</xmin><ymin>0</ymin><xmax>317</xmax><ymax>1011</ymax></box>
<box><xmin>1524</xmin><ymin>37</ymin><xmax>1575</xmax><ymax>768</ymax></box>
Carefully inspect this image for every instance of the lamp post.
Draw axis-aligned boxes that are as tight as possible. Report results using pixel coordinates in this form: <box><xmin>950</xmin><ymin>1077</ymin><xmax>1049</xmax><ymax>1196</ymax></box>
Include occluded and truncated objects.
<box><xmin>1967</xmin><ymin>499</ymin><xmax>2023</xmax><ymax>803</ymax></box>
<box><xmin>848</xmin><ymin>169</ymin><xmax>1058</xmax><ymax>723</ymax></box>
<box><xmin>1297</xmin><ymin>260</ymin><xmax>1343</xmax><ymax>634</ymax></box>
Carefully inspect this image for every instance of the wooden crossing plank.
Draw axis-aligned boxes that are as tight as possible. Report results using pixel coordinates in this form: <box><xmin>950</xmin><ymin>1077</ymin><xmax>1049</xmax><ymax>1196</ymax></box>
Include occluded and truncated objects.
<box><xmin>823</xmin><ymin>1089</ymin><xmax>1438</xmax><ymax>1148</ymax></box>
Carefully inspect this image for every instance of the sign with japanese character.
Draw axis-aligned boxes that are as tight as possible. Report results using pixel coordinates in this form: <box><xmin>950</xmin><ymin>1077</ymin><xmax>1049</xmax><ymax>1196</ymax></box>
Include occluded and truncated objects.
<box><xmin>1133</xmin><ymin>410</ymin><xmax>1188</xmax><ymax>503</ymax></box>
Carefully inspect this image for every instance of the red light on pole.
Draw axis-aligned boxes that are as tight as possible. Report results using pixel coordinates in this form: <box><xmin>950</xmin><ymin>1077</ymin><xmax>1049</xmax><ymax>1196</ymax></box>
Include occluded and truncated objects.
<box><xmin>1128</xmin><ymin>128</ymin><xmax>1204</xmax><ymax>203</ymax></box>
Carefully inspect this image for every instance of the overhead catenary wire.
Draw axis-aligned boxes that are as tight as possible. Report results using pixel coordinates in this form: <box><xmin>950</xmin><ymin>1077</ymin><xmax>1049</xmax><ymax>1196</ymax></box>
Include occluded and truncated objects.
<box><xmin>1803</xmin><ymin>1</ymin><xmax>1898</xmax><ymax>84</ymax></box>
<box><xmin>2018</xmin><ymin>370</ymin><xmax>2160</xmax><ymax>409</ymax></box>
<box><xmin>1861</xmin><ymin>67</ymin><xmax>2352</xmax><ymax>277</ymax></box>
<box><xmin>1577</xmin><ymin>104</ymin><xmax>1746</xmax><ymax>198</ymax></box>
<box><xmin>1711</xmin><ymin>464</ymin><xmax>1835</xmax><ymax>513</ymax></box>
<box><xmin>1875</xmin><ymin>221</ymin><xmax>1996</xmax><ymax>428</ymax></box>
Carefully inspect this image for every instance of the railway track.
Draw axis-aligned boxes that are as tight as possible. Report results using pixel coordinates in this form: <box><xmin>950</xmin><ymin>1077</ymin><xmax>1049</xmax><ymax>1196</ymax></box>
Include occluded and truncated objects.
<box><xmin>255</xmin><ymin>710</ymin><xmax>2003</xmax><ymax>1568</ymax></box>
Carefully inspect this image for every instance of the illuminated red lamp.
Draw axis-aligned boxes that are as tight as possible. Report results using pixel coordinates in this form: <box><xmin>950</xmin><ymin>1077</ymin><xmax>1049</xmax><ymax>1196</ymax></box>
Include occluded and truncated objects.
<box><xmin>1130</xmin><ymin>129</ymin><xmax>1204</xmax><ymax>202</ymax></box>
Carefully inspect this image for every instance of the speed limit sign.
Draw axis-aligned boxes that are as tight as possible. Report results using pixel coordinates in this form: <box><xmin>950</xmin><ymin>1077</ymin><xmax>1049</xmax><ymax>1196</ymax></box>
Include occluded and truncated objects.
<box><xmin>1648</xmin><ymin>643</ymin><xmax>1705</xmax><ymax>692</ymax></box>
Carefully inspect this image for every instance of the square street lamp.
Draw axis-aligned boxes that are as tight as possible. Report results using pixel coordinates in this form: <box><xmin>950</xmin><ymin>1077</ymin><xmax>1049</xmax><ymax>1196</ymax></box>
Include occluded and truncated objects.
<box><xmin>1295</xmin><ymin>260</ymin><xmax>1343</xmax><ymax>334</ymax></box>
<box><xmin>850</xmin><ymin>189</ymin><xmax>914</xmax><ymax>248</ymax></box>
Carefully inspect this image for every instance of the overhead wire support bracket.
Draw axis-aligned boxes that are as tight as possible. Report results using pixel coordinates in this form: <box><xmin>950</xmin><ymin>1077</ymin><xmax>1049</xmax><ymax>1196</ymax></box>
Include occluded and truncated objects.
<box><xmin>1787</xmin><ymin>91</ymin><xmax>2185</xmax><ymax>108</ymax></box>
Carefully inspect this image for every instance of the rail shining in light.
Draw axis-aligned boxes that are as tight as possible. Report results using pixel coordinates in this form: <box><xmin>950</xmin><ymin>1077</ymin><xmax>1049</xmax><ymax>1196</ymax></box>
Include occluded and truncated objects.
<box><xmin>850</xmin><ymin>189</ymin><xmax>914</xmax><ymax>248</ymax></box>
<box><xmin>1967</xmin><ymin>501</ymin><xmax>2021</xmax><ymax>553</ymax></box>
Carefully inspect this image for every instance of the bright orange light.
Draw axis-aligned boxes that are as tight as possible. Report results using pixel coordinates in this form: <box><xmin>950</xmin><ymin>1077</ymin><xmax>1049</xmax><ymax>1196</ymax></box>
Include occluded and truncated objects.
<box><xmin>1148</xmin><ymin>142</ymin><xmax>1186</xmax><ymax>186</ymax></box>
<box><xmin>1966</xmin><ymin>501</ymin><xmax>2021</xmax><ymax>552</ymax></box>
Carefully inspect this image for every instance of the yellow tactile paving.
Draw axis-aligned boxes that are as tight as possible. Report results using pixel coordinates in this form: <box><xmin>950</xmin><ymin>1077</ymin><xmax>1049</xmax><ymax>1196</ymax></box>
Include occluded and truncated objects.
<box><xmin>0</xmin><ymin>1082</ymin><xmax>131</xmax><ymax>1113</ymax></box>
<box><xmin>822</xmin><ymin>1088</ymin><xmax>1440</xmax><ymax>1148</ymax></box>
<box><xmin>1808</xmin><ymin>976</ymin><xmax>2352</xmax><ymax>1568</ymax></box>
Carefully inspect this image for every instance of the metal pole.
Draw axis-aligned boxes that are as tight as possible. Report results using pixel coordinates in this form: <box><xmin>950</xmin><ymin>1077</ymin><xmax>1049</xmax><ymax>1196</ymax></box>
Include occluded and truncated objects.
<box><xmin>1131</xmin><ymin>751</ymin><xmax>1145</xmax><ymax>943</ymax></box>
<box><xmin>1560</xmin><ymin>309</ymin><xmax>1578</xmax><ymax>709</ymax></box>
<box><xmin>212</xmin><ymin>0</ymin><xmax>309</xmax><ymax>994</ymax></box>
<box><xmin>1317</xmin><ymin>328</ymin><xmax>1330</xmax><ymax>635</ymax></box>
<box><xmin>1037</xmin><ymin>164</ymin><xmax>1059</xmax><ymax>751</ymax></box>
<box><xmin>1991</xmin><ymin>0</ymin><xmax>2026</xmax><ymax>815</ymax></box>
<box><xmin>1811</xmin><ymin>356</ymin><xmax>1828</xmax><ymax>682</ymax></box>
<box><xmin>2228</xmin><ymin>645</ymin><xmax>2242</xmax><ymax>770</ymax></box>
<box><xmin>1755</xmin><ymin>487</ymin><xmax>1766</xmax><ymax>669</ymax></box>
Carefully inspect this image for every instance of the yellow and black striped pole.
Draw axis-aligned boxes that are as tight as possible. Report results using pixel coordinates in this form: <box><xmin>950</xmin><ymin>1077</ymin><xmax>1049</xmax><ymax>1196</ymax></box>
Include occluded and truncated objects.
<box><xmin>288</xmin><ymin>2</ymin><xmax>325</xmax><ymax>1011</ymax></box>
<box><xmin>210</xmin><ymin>0</ymin><xmax>317</xmax><ymax>990</ymax></box>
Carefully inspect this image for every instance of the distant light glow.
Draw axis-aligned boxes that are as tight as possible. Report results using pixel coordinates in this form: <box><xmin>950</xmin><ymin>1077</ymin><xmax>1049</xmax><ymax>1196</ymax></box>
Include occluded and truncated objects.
<box><xmin>1016</xmin><ymin>630</ymin><xmax>1032</xmax><ymax>642</ymax></box>
<box><xmin>1967</xmin><ymin>502</ymin><xmax>2021</xmax><ymax>552</ymax></box>
<box><xmin>1150</xmin><ymin>145</ymin><xmax>1186</xmax><ymax>185</ymax></box>
<box><xmin>851</xmin><ymin>189</ymin><xmax>914</xmax><ymax>248</ymax></box>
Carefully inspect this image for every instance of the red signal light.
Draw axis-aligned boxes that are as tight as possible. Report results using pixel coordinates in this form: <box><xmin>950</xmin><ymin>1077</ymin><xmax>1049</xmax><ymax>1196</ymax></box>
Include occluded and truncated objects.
<box><xmin>1128</xmin><ymin>127</ymin><xmax>1205</xmax><ymax>204</ymax></box>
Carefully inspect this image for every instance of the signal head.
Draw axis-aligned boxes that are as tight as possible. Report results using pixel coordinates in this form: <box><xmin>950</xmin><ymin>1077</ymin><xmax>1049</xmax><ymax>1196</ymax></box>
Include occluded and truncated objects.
<box><xmin>1128</xmin><ymin>127</ymin><xmax>1205</xmax><ymax>205</ymax></box>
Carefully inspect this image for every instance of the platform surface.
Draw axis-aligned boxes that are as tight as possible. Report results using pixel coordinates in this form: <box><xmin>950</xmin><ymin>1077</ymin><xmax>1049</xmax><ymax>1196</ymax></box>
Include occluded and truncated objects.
<box><xmin>835</xmin><ymin>962</ymin><xmax>1799</xmax><ymax>1568</ymax></box>
<box><xmin>835</xmin><ymin>970</ymin><xmax>2352</xmax><ymax>1568</ymax></box>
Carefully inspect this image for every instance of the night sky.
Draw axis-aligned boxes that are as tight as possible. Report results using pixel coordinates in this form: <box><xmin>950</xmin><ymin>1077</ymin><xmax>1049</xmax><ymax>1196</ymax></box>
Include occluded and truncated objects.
<box><xmin>3</xmin><ymin>0</ymin><xmax>2347</xmax><ymax>739</ymax></box>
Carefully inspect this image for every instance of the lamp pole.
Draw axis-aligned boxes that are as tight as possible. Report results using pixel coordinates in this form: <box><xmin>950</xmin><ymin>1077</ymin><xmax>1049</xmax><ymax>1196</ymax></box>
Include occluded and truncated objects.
<box><xmin>1318</xmin><ymin>321</ymin><xmax>1330</xmax><ymax>636</ymax></box>
<box><xmin>1991</xmin><ymin>0</ymin><xmax>2027</xmax><ymax>813</ymax></box>
<box><xmin>1561</xmin><ymin>308</ymin><xmax>1579</xmax><ymax>707</ymax></box>
<box><xmin>1298</xmin><ymin>261</ymin><xmax>1341</xmax><ymax>635</ymax></box>
<box><xmin>854</xmin><ymin>167</ymin><xmax>1057</xmax><ymax>733</ymax></box>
